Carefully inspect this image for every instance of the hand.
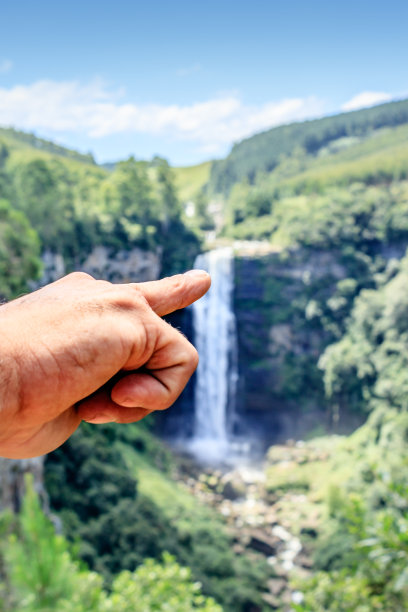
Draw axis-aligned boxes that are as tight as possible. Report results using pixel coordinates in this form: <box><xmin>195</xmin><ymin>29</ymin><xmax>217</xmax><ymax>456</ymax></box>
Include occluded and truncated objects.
<box><xmin>0</xmin><ymin>270</ymin><xmax>210</xmax><ymax>459</ymax></box>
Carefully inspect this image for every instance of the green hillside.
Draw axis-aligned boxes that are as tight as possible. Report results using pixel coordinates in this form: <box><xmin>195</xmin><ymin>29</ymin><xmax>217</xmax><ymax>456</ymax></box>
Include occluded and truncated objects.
<box><xmin>0</xmin><ymin>126</ymin><xmax>96</xmax><ymax>165</ymax></box>
<box><xmin>210</xmin><ymin>98</ymin><xmax>408</xmax><ymax>194</ymax></box>
<box><xmin>221</xmin><ymin>121</ymin><xmax>408</xmax><ymax>246</ymax></box>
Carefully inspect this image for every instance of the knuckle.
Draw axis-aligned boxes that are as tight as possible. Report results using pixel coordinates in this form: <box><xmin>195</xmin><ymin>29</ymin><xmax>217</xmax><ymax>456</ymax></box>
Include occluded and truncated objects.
<box><xmin>111</xmin><ymin>285</ymin><xmax>150</xmax><ymax>311</ymax></box>
<box><xmin>66</xmin><ymin>271</ymin><xmax>94</xmax><ymax>282</ymax></box>
<box><xmin>179</xmin><ymin>343</ymin><xmax>199</xmax><ymax>373</ymax></box>
<box><xmin>157</xmin><ymin>397</ymin><xmax>172</xmax><ymax>411</ymax></box>
<box><xmin>189</xmin><ymin>346</ymin><xmax>199</xmax><ymax>371</ymax></box>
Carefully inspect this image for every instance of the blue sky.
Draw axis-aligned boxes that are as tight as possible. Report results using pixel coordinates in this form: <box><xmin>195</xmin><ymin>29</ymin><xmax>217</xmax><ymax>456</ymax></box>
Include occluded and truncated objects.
<box><xmin>0</xmin><ymin>0</ymin><xmax>407</xmax><ymax>165</ymax></box>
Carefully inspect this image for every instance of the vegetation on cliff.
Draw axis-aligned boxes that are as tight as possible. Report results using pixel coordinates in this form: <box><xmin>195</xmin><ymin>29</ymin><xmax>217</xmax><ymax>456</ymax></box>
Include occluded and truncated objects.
<box><xmin>0</xmin><ymin>131</ymin><xmax>201</xmax><ymax>298</ymax></box>
<box><xmin>220</xmin><ymin>101</ymin><xmax>408</xmax><ymax>436</ymax></box>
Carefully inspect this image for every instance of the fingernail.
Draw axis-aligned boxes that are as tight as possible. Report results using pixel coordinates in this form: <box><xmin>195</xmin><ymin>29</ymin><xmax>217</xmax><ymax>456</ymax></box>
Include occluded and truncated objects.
<box><xmin>84</xmin><ymin>415</ymin><xmax>116</xmax><ymax>424</ymax></box>
<box><xmin>185</xmin><ymin>269</ymin><xmax>209</xmax><ymax>277</ymax></box>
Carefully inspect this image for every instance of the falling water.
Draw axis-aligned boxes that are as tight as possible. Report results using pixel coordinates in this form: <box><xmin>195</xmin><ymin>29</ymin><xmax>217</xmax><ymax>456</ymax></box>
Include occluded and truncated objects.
<box><xmin>189</xmin><ymin>247</ymin><xmax>238</xmax><ymax>462</ymax></box>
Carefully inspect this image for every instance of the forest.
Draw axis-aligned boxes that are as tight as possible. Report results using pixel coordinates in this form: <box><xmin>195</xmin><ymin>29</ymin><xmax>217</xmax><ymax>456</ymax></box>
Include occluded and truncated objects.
<box><xmin>1</xmin><ymin>98</ymin><xmax>408</xmax><ymax>610</ymax></box>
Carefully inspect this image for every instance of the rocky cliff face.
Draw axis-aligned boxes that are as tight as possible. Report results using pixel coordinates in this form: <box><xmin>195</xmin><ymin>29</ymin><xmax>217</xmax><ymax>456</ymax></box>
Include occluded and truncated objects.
<box><xmin>233</xmin><ymin>247</ymin><xmax>359</xmax><ymax>444</ymax></box>
<box><xmin>0</xmin><ymin>457</ymin><xmax>47</xmax><ymax>512</ymax></box>
<box><xmin>81</xmin><ymin>246</ymin><xmax>161</xmax><ymax>283</ymax></box>
<box><xmin>33</xmin><ymin>246</ymin><xmax>161</xmax><ymax>287</ymax></box>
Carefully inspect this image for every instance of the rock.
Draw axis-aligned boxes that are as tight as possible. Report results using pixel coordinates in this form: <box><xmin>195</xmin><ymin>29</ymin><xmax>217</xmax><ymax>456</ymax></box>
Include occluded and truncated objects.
<box><xmin>81</xmin><ymin>245</ymin><xmax>160</xmax><ymax>282</ymax></box>
<box><xmin>248</xmin><ymin>530</ymin><xmax>280</xmax><ymax>556</ymax></box>
<box><xmin>268</xmin><ymin>324</ymin><xmax>293</xmax><ymax>353</ymax></box>
<box><xmin>261</xmin><ymin>592</ymin><xmax>281</xmax><ymax>609</ymax></box>
<box><xmin>292</xmin><ymin>591</ymin><xmax>305</xmax><ymax>605</ymax></box>
<box><xmin>29</xmin><ymin>250</ymin><xmax>66</xmax><ymax>289</ymax></box>
<box><xmin>265</xmin><ymin>511</ymin><xmax>279</xmax><ymax>525</ymax></box>
<box><xmin>280</xmin><ymin>589</ymin><xmax>295</xmax><ymax>606</ymax></box>
<box><xmin>300</xmin><ymin>525</ymin><xmax>318</xmax><ymax>538</ymax></box>
<box><xmin>271</xmin><ymin>563</ymin><xmax>289</xmax><ymax>578</ymax></box>
<box><xmin>234</xmin><ymin>247</ymin><xmax>352</xmax><ymax>444</ymax></box>
<box><xmin>233</xmin><ymin>543</ymin><xmax>245</xmax><ymax>555</ymax></box>
<box><xmin>267</xmin><ymin>578</ymin><xmax>287</xmax><ymax>596</ymax></box>
<box><xmin>0</xmin><ymin>457</ymin><xmax>46</xmax><ymax>512</ymax></box>
<box><xmin>221</xmin><ymin>480</ymin><xmax>244</xmax><ymax>500</ymax></box>
<box><xmin>32</xmin><ymin>246</ymin><xmax>161</xmax><ymax>288</ymax></box>
<box><xmin>296</xmin><ymin>554</ymin><xmax>313</xmax><ymax>569</ymax></box>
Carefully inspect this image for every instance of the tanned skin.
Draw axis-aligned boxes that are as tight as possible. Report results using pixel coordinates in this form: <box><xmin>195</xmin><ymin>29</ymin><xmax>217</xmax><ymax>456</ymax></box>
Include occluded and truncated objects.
<box><xmin>0</xmin><ymin>270</ymin><xmax>211</xmax><ymax>459</ymax></box>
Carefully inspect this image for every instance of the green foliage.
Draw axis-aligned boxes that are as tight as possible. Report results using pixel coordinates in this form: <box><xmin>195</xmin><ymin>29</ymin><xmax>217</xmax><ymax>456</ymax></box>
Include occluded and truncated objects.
<box><xmin>294</xmin><ymin>571</ymin><xmax>375</xmax><ymax>612</ymax></box>
<box><xmin>110</xmin><ymin>157</ymin><xmax>159</xmax><ymax>248</ymax></box>
<box><xmin>289</xmin><ymin>409</ymin><xmax>408</xmax><ymax>611</ymax></box>
<box><xmin>108</xmin><ymin>553</ymin><xmax>223</xmax><ymax>611</ymax></box>
<box><xmin>296</xmin><ymin>481</ymin><xmax>408</xmax><ymax>611</ymax></box>
<box><xmin>0</xmin><ymin>138</ymin><xmax>201</xmax><ymax>297</ymax></box>
<box><xmin>0</xmin><ymin>199</ymin><xmax>41</xmax><ymax>298</ymax></box>
<box><xmin>173</xmin><ymin>160</ymin><xmax>212</xmax><ymax>203</ymax></box>
<box><xmin>4</xmin><ymin>475</ymin><xmax>107</xmax><ymax>612</ymax></box>
<box><xmin>223</xmin><ymin>179</ymin><xmax>408</xmax><ymax>251</ymax></box>
<box><xmin>210</xmin><ymin>98</ymin><xmax>408</xmax><ymax>194</ymax></box>
<box><xmin>0</xmin><ymin>127</ymin><xmax>96</xmax><ymax>165</ymax></box>
<box><xmin>45</xmin><ymin>424</ymin><xmax>270</xmax><ymax>611</ymax></box>
<box><xmin>45</xmin><ymin>424</ymin><xmax>181</xmax><ymax>583</ymax></box>
<box><xmin>320</xmin><ymin>254</ymin><xmax>408</xmax><ymax>414</ymax></box>
<box><xmin>227</xmin><ymin>114</ymin><xmax>408</xmax><ymax>423</ymax></box>
<box><xmin>118</xmin><ymin>443</ymin><xmax>270</xmax><ymax>612</ymax></box>
<box><xmin>0</xmin><ymin>478</ymin><xmax>221</xmax><ymax>612</ymax></box>
<box><xmin>194</xmin><ymin>190</ymin><xmax>216</xmax><ymax>231</ymax></box>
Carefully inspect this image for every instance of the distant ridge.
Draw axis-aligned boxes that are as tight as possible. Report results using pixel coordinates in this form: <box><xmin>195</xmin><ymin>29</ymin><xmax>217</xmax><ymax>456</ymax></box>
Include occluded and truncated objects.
<box><xmin>2</xmin><ymin>97</ymin><xmax>408</xmax><ymax>185</ymax></box>
<box><xmin>209</xmin><ymin>98</ymin><xmax>408</xmax><ymax>194</ymax></box>
<box><xmin>0</xmin><ymin>126</ymin><xmax>96</xmax><ymax>165</ymax></box>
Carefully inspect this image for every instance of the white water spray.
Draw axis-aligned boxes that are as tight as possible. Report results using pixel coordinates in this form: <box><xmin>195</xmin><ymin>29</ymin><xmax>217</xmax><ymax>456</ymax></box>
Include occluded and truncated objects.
<box><xmin>190</xmin><ymin>247</ymin><xmax>238</xmax><ymax>462</ymax></box>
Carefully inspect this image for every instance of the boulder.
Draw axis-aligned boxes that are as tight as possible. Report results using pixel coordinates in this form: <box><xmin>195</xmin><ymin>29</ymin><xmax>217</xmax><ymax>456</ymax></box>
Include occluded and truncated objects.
<box><xmin>248</xmin><ymin>530</ymin><xmax>280</xmax><ymax>556</ymax></box>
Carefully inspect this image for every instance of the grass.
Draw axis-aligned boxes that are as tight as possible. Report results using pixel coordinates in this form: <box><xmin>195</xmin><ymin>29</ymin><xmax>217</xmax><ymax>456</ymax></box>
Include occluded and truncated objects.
<box><xmin>173</xmin><ymin>161</ymin><xmax>213</xmax><ymax>202</ymax></box>
<box><xmin>117</xmin><ymin>441</ymin><xmax>219</xmax><ymax>525</ymax></box>
<box><xmin>264</xmin><ymin>124</ymin><xmax>408</xmax><ymax>194</ymax></box>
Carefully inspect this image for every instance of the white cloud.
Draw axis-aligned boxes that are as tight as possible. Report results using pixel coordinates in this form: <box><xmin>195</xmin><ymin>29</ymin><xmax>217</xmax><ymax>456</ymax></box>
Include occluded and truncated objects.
<box><xmin>0</xmin><ymin>59</ymin><xmax>13</xmax><ymax>74</ymax></box>
<box><xmin>0</xmin><ymin>79</ymin><xmax>325</xmax><ymax>154</ymax></box>
<box><xmin>342</xmin><ymin>91</ymin><xmax>393</xmax><ymax>112</ymax></box>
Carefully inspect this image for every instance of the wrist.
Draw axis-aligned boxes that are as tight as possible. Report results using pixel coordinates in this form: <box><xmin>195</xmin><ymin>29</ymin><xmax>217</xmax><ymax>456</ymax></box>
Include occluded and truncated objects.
<box><xmin>0</xmin><ymin>310</ymin><xmax>24</xmax><ymax>438</ymax></box>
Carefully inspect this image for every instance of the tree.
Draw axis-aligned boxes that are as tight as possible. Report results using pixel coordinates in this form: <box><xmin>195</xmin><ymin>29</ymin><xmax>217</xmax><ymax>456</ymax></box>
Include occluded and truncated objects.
<box><xmin>154</xmin><ymin>157</ymin><xmax>182</xmax><ymax>230</ymax></box>
<box><xmin>195</xmin><ymin>191</ymin><xmax>215</xmax><ymax>231</ymax></box>
<box><xmin>109</xmin><ymin>553</ymin><xmax>223</xmax><ymax>612</ymax></box>
<box><xmin>320</xmin><ymin>254</ymin><xmax>408</xmax><ymax>415</ymax></box>
<box><xmin>1</xmin><ymin>477</ymin><xmax>222</xmax><ymax>612</ymax></box>
<box><xmin>112</xmin><ymin>158</ymin><xmax>159</xmax><ymax>248</ymax></box>
<box><xmin>4</xmin><ymin>475</ymin><xmax>106</xmax><ymax>612</ymax></box>
<box><xmin>0</xmin><ymin>199</ymin><xmax>41</xmax><ymax>299</ymax></box>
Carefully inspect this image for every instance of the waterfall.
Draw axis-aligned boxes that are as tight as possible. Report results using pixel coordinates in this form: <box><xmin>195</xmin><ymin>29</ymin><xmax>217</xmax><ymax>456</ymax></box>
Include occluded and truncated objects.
<box><xmin>189</xmin><ymin>247</ymin><xmax>238</xmax><ymax>462</ymax></box>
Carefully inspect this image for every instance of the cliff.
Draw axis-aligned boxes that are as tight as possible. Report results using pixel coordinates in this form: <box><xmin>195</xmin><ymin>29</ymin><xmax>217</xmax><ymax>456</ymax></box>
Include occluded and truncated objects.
<box><xmin>232</xmin><ymin>245</ymin><xmax>383</xmax><ymax>443</ymax></box>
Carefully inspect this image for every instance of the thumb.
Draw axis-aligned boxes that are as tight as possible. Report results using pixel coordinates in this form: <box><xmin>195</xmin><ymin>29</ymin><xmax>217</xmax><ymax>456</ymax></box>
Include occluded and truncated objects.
<box><xmin>134</xmin><ymin>269</ymin><xmax>211</xmax><ymax>316</ymax></box>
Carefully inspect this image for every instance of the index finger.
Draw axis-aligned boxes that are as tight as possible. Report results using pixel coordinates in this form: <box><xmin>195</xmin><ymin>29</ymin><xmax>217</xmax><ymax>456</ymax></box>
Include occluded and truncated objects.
<box><xmin>133</xmin><ymin>270</ymin><xmax>211</xmax><ymax>316</ymax></box>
